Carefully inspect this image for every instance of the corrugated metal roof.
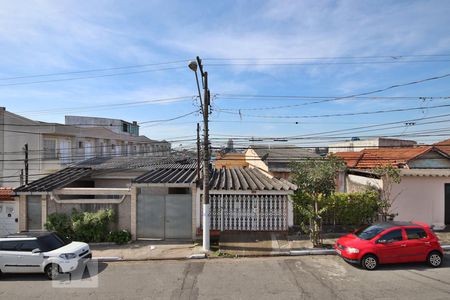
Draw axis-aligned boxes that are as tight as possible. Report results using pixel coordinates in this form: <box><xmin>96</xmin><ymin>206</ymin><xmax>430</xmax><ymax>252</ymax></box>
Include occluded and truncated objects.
<box><xmin>77</xmin><ymin>155</ymin><xmax>195</xmax><ymax>170</ymax></box>
<box><xmin>14</xmin><ymin>167</ymin><xmax>92</xmax><ymax>193</ymax></box>
<box><xmin>134</xmin><ymin>166</ymin><xmax>297</xmax><ymax>191</ymax></box>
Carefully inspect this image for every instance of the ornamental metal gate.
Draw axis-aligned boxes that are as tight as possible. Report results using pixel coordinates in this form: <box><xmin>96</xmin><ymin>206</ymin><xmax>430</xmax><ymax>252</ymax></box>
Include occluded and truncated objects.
<box><xmin>209</xmin><ymin>194</ymin><xmax>288</xmax><ymax>231</ymax></box>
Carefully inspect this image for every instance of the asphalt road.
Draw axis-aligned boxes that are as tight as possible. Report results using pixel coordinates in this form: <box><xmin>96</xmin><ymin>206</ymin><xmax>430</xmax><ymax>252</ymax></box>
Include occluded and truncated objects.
<box><xmin>1</xmin><ymin>255</ymin><xmax>450</xmax><ymax>299</ymax></box>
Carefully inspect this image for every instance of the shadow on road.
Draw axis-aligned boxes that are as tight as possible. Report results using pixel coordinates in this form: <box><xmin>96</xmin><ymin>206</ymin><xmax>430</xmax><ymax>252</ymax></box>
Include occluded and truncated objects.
<box><xmin>345</xmin><ymin>253</ymin><xmax>450</xmax><ymax>271</ymax></box>
<box><xmin>0</xmin><ymin>262</ymin><xmax>108</xmax><ymax>281</ymax></box>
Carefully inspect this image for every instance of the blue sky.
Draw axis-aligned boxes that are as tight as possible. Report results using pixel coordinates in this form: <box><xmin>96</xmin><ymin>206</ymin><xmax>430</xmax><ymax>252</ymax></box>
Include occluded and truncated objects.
<box><xmin>1</xmin><ymin>0</ymin><xmax>450</xmax><ymax>149</ymax></box>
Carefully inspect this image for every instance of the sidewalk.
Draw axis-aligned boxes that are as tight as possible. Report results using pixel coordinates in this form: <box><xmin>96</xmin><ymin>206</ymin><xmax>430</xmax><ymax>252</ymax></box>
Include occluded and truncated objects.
<box><xmin>90</xmin><ymin>231</ymin><xmax>450</xmax><ymax>261</ymax></box>
<box><xmin>90</xmin><ymin>240</ymin><xmax>204</xmax><ymax>261</ymax></box>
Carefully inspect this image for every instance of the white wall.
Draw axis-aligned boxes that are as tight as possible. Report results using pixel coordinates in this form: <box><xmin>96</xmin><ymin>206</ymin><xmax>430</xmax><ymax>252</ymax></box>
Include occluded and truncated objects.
<box><xmin>391</xmin><ymin>176</ymin><xmax>448</xmax><ymax>229</ymax></box>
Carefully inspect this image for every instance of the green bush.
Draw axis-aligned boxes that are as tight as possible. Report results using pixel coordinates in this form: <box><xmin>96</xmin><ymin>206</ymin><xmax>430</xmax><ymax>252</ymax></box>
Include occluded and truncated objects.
<box><xmin>108</xmin><ymin>230</ymin><xmax>132</xmax><ymax>245</ymax></box>
<box><xmin>44</xmin><ymin>212</ymin><xmax>73</xmax><ymax>239</ymax></box>
<box><xmin>293</xmin><ymin>190</ymin><xmax>380</xmax><ymax>231</ymax></box>
<box><xmin>44</xmin><ymin>209</ymin><xmax>118</xmax><ymax>243</ymax></box>
<box><xmin>71</xmin><ymin>209</ymin><xmax>115</xmax><ymax>243</ymax></box>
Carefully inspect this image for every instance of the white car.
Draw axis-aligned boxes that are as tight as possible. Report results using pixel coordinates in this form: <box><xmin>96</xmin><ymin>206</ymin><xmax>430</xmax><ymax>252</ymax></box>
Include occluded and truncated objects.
<box><xmin>0</xmin><ymin>231</ymin><xmax>91</xmax><ymax>280</ymax></box>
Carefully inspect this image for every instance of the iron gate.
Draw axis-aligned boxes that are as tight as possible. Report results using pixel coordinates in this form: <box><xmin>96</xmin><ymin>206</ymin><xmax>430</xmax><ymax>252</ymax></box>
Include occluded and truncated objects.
<box><xmin>209</xmin><ymin>194</ymin><xmax>288</xmax><ymax>231</ymax></box>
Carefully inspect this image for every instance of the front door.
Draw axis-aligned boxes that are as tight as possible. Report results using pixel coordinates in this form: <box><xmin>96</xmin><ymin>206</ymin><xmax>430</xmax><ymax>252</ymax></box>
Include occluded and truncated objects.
<box><xmin>15</xmin><ymin>239</ymin><xmax>42</xmax><ymax>273</ymax></box>
<box><xmin>27</xmin><ymin>196</ymin><xmax>42</xmax><ymax>230</ymax></box>
<box><xmin>445</xmin><ymin>184</ymin><xmax>450</xmax><ymax>225</ymax></box>
<box><xmin>0</xmin><ymin>201</ymin><xmax>18</xmax><ymax>236</ymax></box>
<box><xmin>375</xmin><ymin>229</ymin><xmax>405</xmax><ymax>264</ymax></box>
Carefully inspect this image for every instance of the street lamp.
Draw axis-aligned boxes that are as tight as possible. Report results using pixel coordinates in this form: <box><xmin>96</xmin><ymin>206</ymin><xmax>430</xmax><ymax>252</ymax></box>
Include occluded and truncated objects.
<box><xmin>189</xmin><ymin>57</ymin><xmax>210</xmax><ymax>252</ymax></box>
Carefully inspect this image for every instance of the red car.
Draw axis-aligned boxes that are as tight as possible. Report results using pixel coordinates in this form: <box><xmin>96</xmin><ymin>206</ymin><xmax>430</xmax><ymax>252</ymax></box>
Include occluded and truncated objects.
<box><xmin>335</xmin><ymin>221</ymin><xmax>444</xmax><ymax>270</ymax></box>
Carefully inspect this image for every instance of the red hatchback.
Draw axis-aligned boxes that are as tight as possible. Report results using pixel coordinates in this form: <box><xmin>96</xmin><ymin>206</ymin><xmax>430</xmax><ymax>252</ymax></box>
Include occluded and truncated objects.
<box><xmin>335</xmin><ymin>221</ymin><xmax>444</xmax><ymax>270</ymax></box>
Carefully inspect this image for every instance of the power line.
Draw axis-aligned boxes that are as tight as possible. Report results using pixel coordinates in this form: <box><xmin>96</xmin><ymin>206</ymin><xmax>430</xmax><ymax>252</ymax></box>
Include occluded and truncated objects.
<box><xmin>216</xmin><ymin>103</ymin><xmax>450</xmax><ymax>119</ymax></box>
<box><xmin>205</xmin><ymin>59</ymin><xmax>450</xmax><ymax>67</ymax></box>
<box><xmin>204</xmin><ymin>54</ymin><xmax>450</xmax><ymax>61</ymax></box>
<box><xmin>15</xmin><ymin>96</ymin><xmax>195</xmax><ymax>115</ymax></box>
<box><xmin>0</xmin><ymin>59</ymin><xmax>190</xmax><ymax>81</ymax></box>
<box><xmin>0</xmin><ymin>66</ymin><xmax>186</xmax><ymax>87</ymax></box>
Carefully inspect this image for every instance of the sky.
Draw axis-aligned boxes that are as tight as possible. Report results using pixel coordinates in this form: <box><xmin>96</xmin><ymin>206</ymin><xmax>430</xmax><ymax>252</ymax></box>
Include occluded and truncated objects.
<box><xmin>1</xmin><ymin>0</ymin><xmax>450</xmax><ymax>150</ymax></box>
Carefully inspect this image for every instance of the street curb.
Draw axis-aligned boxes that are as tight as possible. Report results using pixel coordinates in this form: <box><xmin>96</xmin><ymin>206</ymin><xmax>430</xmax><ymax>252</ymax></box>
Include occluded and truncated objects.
<box><xmin>92</xmin><ymin>256</ymin><xmax>123</xmax><ymax>262</ymax></box>
<box><xmin>289</xmin><ymin>249</ymin><xmax>336</xmax><ymax>256</ymax></box>
<box><xmin>92</xmin><ymin>245</ymin><xmax>450</xmax><ymax>262</ymax></box>
<box><xmin>188</xmin><ymin>253</ymin><xmax>207</xmax><ymax>259</ymax></box>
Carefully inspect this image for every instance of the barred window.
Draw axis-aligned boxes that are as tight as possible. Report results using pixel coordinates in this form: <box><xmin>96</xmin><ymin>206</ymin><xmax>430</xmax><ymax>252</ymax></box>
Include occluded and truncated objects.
<box><xmin>43</xmin><ymin>139</ymin><xmax>57</xmax><ymax>160</ymax></box>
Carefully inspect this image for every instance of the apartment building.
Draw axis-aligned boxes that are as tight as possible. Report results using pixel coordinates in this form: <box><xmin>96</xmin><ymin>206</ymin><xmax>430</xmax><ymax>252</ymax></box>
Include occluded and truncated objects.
<box><xmin>0</xmin><ymin>108</ymin><xmax>171</xmax><ymax>187</ymax></box>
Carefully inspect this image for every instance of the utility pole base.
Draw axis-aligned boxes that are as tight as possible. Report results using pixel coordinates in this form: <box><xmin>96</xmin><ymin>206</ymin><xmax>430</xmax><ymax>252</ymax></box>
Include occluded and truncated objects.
<box><xmin>202</xmin><ymin>203</ymin><xmax>210</xmax><ymax>251</ymax></box>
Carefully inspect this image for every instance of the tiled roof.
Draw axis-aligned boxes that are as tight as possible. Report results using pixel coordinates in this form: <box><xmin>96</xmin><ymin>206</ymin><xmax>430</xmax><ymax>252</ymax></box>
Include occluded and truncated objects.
<box><xmin>434</xmin><ymin>138</ymin><xmax>450</xmax><ymax>155</ymax></box>
<box><xmin>0</xmin><ymin>187</ymin><xmax>14</xmax><ymax>200</ymax></box>
<box><xmin>335</xmin><ymin>146</ymin><xmax>443</xmax><ymax>169</ymax></box>
<box><xmin>15</xmin><ymin>167</ymin><xmax>92</xmax><ymax>193</ymax></box>
<box><xmin>134</xmin><ymin>166</ymin><xmax>297</xmax><ymax>191</ymax></box>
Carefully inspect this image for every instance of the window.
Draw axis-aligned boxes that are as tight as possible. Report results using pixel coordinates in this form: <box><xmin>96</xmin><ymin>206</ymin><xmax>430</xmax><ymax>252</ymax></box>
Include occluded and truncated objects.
<box><xmin>0</xmin><ymin>241</ymin><xmax>20</xmax><ymax>251</ymax></box>
<box><xmin>78</xmin><ymin>141</ymin><xmax>84</xmax><ymax>149</ymax></box>
<box><xmin>406</xmin><ymin>228</ymin><xmax>427</xmax><ymax>240</ymax></box>
<box><xmin>378</xmin><ymin>229</ymin><xmax>403</xmax><ymax>243</ymax></box>
<box><xmin>43</xmin><ymin>139</ymin><xmax>57</xmax><ymax>160</ymax></box>
<box><xmin>37</xmin><ymin>233</ymin><xmax>69</xmax><ymax>252</ymax></box>
<box><xmin>18</xmin><ymin>240</ymin><xmax>40</xmax><ymax>251</ymax></box>
<box><xmin>354</xmin><ymin>225</ymin><xmax>385</xmax><ymax>240</ymax></box>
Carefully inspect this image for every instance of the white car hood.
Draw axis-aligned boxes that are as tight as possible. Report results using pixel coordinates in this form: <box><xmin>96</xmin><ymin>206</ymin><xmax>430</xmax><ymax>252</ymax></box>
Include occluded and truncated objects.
<box><xmin>46</xmin><ymin>241</ymin><xmax>90</xmax><ymax>256</ymax></box>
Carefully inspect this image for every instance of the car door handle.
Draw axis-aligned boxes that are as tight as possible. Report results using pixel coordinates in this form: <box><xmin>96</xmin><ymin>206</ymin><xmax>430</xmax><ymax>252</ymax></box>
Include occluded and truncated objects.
<box><xmin>425</xmin><ymin>242</ymin><xmax>431</xmax><ymax>245</ymax></box>
<box><xmin>401</xmin><ymin>244</ymin><xmax>406</xmax><ymax>247</ymax></box>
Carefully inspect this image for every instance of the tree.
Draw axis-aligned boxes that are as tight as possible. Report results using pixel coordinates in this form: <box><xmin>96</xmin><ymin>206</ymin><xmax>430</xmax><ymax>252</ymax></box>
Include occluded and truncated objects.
<box><xmin>372</xmin><ymin>165</ymin><xmax>402</xmax><ymax>221</ymax></box>
<box><xmin>291</xmin><ymin>155</ymin><xmax>346</xmax><ymax>247</ymax></box>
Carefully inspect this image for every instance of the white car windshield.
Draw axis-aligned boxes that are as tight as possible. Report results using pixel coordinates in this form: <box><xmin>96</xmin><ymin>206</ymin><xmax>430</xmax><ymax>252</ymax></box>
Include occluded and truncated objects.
<box><xmin>37</xmin><ymin>233</ymin><xmax>71</xmax><ymax>251</ymax></box>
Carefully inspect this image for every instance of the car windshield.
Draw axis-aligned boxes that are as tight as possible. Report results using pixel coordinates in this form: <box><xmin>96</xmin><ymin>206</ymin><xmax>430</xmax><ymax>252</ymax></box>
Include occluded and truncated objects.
<box><xmin>354</xmin><ymin>225</ymin><xmax>385</xmax><ymax>240</ymax></box>
<box><xmin>37</xmin><ymin>233</ymin><xmax>71</xmax><ymax>251</ymax></box>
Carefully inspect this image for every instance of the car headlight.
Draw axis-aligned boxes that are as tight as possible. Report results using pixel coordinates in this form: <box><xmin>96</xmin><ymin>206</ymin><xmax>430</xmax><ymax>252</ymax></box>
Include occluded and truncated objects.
<box><xmin>346</xmin><ymin>247</ymin><xmax>360</xmax><ymax>254</ymax></box>
<box><xmin>59</xmin><ymin>253</ymin><xmax>77</xmax><ymax>260</ymax></box>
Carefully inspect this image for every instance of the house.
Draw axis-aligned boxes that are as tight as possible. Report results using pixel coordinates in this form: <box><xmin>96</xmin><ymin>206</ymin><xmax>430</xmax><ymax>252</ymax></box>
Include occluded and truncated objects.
<box><xmin>214</xmin><ymin>139</ymin><xmax>249</xmax><ymax>169</ymax></box>
<box><xmin>335</xmin><ymin>146</ymin><xmax>450</xmax><ymax>229</ymax></box>
<box><xmin>328</xmin><ymin>137</ymin><xmax>417</xmax><ymax>153</ymax></box>
<box><xmin>0</xmin><ymin>107</ymin><xmax>170</xmax><ymax>188</ymax></box>
<box><xmin>14</xmin><ymin>156</ymin><xmax>297</xmax><ymax>240</ymax></box>
<box><xmin>244</xmin><ymin>145</ymin><xmax>320</xmax><ymax>179</ymax></box>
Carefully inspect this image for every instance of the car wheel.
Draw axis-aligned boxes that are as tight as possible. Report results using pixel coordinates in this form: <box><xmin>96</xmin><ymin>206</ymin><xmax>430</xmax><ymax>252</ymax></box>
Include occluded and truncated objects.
<box><xmin>361</xmin><ymin>254</ymin><xmax>378</xmax><ymax>270</ymax></box>
<box><xmin>45</xmin><ymin>263</ymin><xmax>61</xmax><ymax>280</ymax></box>
<box><xmin>427</xmin><ymin>251</ymin><xmax>443</xmax><ymax>268</ymax></box>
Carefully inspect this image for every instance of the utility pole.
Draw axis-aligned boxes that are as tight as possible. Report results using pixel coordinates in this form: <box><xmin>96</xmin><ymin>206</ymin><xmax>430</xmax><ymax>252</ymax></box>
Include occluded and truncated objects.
<box><xmin>196</xmin><ymin>123</ymin><xmax>201</xmax><ymax>182</ymax></box>
<box><xmin>24</xmin><ymin>143</ymin><xmax>29</xmax><ymax>185</ymax></box>
<box><xmin>189</xmin><ymin>56</ymin><xmax>211</xmax><ymax>251</ymax></box>
<box><xmin>199</xmin><ymin>57</ymin><xmax>211</xmax><ymax>251</ymax></box>
<box><xmin>20</xmin><ymin>169</ymin><xmax>24</xmax><ymax>186</ymax></box>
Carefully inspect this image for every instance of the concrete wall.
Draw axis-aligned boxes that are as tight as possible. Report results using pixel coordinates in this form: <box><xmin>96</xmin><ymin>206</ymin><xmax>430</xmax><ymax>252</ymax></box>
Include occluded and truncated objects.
<box><xmin>391</xmin><ymin>176</ymin><xmax>448</xmax><ymax>229</ymax></box>
<box><xmin>345</xmin><ymin>173</ymin><xmax>448</xmax><ymax>229</ymax></box>
<box><xmin>214</xmin><ymin>153</ymin><xmax>249</xmax><ymax>169</ymax></box>
<box><xmin>329</xmin><ymin>138</ymin><xmax>417</xmax><ymax>153</ymax></box>
<box><xmin>245</xmin><ymin>149</ymin><xmax>270</xmax><ymax>174</ymax></box>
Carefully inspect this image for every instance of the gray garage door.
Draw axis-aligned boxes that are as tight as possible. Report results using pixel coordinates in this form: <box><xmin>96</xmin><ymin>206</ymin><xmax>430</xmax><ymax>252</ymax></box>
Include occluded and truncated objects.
<box><xmin>137</xmin><ymin>191</ymin><xmax>191</xmax><ymax>239</ymax></box>
<box><xmin>27</xmin><ymin>196</ymin><xmax>42</xmax><ymax>230</ymax></box>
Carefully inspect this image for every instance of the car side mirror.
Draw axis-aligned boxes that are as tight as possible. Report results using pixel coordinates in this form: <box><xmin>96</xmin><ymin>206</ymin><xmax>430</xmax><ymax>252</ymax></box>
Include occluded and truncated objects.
<box><xmin>31</xmin><ymin>248</ymin><xmax>42</xmax><ymax>254</ymax></box>
<box><xmin>377</xmin><ymin>239</ymin><xmax>387</xmax><ymax>244</ymax></box>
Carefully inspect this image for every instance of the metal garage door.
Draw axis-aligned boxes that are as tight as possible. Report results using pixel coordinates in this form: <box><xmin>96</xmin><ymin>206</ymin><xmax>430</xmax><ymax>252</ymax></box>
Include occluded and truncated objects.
<box><xmin>137</xmin><ymin>191</ymin><xmax>192</xmax><ymax>239</ymax></box>
<box><xmin>165</xmin><ymin>195</ymin><xmax>192</xmax><ymax>239</ymax></box>
<box><xmin>137</xmin><ymin>194</ymin><xmax>165</xmax><ymax>239</ymax></box>
<box><xmin>0</xmin><ymin>201</ymin><xmax>18</xmax><ymax>236</ymax></box>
